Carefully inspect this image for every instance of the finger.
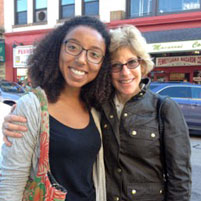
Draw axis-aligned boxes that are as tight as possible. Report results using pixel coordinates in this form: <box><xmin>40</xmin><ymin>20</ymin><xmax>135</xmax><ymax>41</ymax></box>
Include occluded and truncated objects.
<box><xmin>4</xmin><ymin>114</ymin><xmax>27</xmax><ymax>123</ymax></box>
<box><xmin>3</xmin><ymin>128</ymin><xmax>23</xmax><ymax>138</ymax></box>
<box><xmin>3</xmin><ymin>122</ymin><xmax>27</xmax><ymax>132</ymax></box>
<box><xmin>10</xmin><ymin>104</ymin><xmax>17</xmax><ymax>113</ymax></box>
<box><xmin>3</xmin><ymin>135</ymin><xmax>12</xmax><ymax>147</ymax></box>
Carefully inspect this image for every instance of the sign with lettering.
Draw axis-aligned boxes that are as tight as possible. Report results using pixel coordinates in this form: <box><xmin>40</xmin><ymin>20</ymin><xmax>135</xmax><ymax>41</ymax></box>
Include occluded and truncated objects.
<box><xmin>156</xmin><ymin>56</ymin><xmax>201</xmax><ymax>67</ymax></box>
<box><xmin>148</xmin><ymin>40</ymin><xmax>201</xmax><ymax>53</ymax></box>
<box><xmin>0</xmin><ymin>41</ymin><xmax>5</xmax><ymax>62</ymax></box>
<box><xmin>13</xmin><ymin>45</ymin><xmax>34</xmax><ymax>67</ymax></box>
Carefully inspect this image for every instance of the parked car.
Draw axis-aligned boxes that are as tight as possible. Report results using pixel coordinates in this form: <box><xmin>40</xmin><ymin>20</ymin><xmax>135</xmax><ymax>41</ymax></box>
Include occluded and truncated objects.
<box><xmin>0</xmin><ymin>80</ymin><xmax>26</xmax><ymax>106</ymax></box>
<box><xmin>150</xmin><ymin>82</ymin><xmax>201</xmax><ymax>135</ymax></box>
<box><xmin>0</xmin><ymin>102</ymin><xmax>12</xmax><ymax>175</ymax></box>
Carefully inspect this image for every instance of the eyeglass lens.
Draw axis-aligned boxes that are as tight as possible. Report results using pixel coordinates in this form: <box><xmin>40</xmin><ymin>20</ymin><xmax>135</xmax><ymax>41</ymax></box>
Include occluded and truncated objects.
<box><xmin>111</xmin><ymin>59</ymin><xmax>140</xmax><ymax>72</ymax></box>
<box><xmin>64</xmin><ymin>40</ymin><xmax>104</xmax><ymax>64</ymax></box>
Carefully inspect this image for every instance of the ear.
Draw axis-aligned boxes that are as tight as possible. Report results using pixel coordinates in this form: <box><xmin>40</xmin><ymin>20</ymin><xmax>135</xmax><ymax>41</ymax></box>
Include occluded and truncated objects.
<box><xmin>140</xmin><ymin>64</ymin><xmax>146</xmax><ymax>77</ymax></box>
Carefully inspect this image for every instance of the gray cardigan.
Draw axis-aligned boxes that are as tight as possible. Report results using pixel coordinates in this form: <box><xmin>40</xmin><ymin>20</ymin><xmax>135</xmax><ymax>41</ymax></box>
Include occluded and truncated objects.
<box><xmin>0</xmin><ymin>92</ymin><xmax>106</xmax><ymax>201</ymax></box>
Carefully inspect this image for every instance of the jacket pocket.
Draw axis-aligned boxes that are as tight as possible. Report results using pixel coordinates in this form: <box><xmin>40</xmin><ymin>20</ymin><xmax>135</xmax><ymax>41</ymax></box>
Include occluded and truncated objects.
<box><xmin>127</xmin><ymin>182</ymin><xmax>164</xmax><ymax>201</ymax></box>
<box><xmin>126</xmin><ymin>127</ymin><xmax>159</xmax><ymax>142</ymax></box>
<box><xmin>120</xmin><ymin>127</ymin><xmax>161</xmax><ymax>160</ymax></box>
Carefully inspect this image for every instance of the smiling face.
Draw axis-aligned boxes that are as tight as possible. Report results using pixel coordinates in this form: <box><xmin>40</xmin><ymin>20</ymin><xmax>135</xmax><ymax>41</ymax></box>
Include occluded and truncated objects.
<box><xmin>59</xmin><ymin>26</ymin><xmax>106</xmax><ymax>90</ymax></box>
<box><xmin>111</xmin><ymin>46</ymin><xmax>142</xmax><ymax>102</ymax></box>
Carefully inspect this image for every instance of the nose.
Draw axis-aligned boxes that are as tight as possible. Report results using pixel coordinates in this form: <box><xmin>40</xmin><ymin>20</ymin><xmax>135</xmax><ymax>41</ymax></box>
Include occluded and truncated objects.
<box><xmin>76</xmin><ymin>50</ymin><xmax>87</xmax><ymax>64</ymax></box>
<box><xmin>121</xmin><ymin>64</ymin><xmax>130</xmax><ymax>75</ymax></box>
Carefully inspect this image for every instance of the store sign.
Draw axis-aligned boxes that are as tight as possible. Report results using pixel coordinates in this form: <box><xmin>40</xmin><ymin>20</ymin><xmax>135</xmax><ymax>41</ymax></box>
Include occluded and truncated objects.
<box><xmin>13</xmin><ymin>45</ymin><xmax>34</xmax><ymax>68</ymax></box>
<box><xmin>170</xmin><ymin>73</ymin><xmax>185</xmax><ymax>81</ymax></box>
<box><xmin>156</xmin><ymin>56</ymin><xmax>201</xmax><ymax>67</ymax></box>
<box><xmin>148</xmin><ymin>40</ymin><xmax>201</xmax><ymax>53</ymax></box>
<box><xmin>0</xmin><ymin>41</ymin><xmax>5</xmax><ymax>62</ymax></box>
<box><xmin>193</xmin><ymin>77</ymin><xmax>201</xmax><ymax>82</ymax></box>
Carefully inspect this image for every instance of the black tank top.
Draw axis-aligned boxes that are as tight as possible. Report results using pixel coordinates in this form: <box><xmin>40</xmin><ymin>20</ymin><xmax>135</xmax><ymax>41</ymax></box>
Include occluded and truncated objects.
<box><xmin>49</xmin><ymin>112</ymin><xmax>101</xmax><ymax>201</ymax></box>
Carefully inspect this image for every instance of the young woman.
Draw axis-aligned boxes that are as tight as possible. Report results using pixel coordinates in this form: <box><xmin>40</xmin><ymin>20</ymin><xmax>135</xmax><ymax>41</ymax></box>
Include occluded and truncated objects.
<box><xmin>0</xmin><ymin>16</ymin><xmax>111</xmax><ymax>201</ymax></box>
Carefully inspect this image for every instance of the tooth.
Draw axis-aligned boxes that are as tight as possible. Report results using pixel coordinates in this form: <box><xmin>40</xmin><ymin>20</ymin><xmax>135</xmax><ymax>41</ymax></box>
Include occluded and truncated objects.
<box><xmin>71</xmin><ymin>68</ymin><xmax>85</xmax><ymax>75</ymax></box>
<box><xmin>121</xmin><ymin>79</ymin><xmax>132</xmax><ymax>83</ymax></box>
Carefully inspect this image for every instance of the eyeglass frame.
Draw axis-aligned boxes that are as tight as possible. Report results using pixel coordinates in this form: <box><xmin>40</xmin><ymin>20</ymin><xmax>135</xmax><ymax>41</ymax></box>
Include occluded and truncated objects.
<box><xmin>111</xmin><ymin>58</ymin><xmax>142</xmax><ymax>73</ymax></box>
<box><xmin>63</xmin><ymin>40</ymin><xmax>105</xmax><ymax>64</ymax></box>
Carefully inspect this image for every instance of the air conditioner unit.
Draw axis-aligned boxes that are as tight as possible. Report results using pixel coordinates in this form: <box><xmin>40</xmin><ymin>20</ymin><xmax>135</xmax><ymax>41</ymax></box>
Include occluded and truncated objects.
<box><xmin>35</xmin><ymin>9</ymin><xmax>47</xmax><ymax>22</ymax></box>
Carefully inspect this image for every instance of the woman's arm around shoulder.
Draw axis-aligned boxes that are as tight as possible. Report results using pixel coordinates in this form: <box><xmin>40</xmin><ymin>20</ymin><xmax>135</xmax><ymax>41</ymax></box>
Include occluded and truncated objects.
<box><xmin>0</xmin><ymin>92</ymin><xmax>41</xmax><ymax>201</ymax></box>
<box><xmin>161</xmin><ymin>98</ymin><xmax>191</xmax><ymax>201</ymax></box>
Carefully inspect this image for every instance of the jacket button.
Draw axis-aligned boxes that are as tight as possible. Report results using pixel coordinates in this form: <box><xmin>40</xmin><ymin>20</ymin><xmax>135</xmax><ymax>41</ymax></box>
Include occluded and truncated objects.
<box><xmin>110</xmin><ymin>114</ymin><xmax>114</xmax><ymax>119</ymax></box>
<box><xmin>151</xmin><ymin>133</ymin><xmax>156</xmax><ymax>138</ymax></box>
<box><xmin>117</xmin><ymin>168</ymin><xmax>122</xmax><ymax>173</ymax></box>
<box><xmin>131</xmin><ymin>189</ymin><xmax>136</xmax><ymax>195</ymax></box>
<box><xmin>104</xmin><ymin>124</ymin><xmax>108</xmax><ymax>128</ymax></box>
<box><xmin>114</xmin><ymin>196</ymin><xmax>119</xmax><ymax>201</ymax></box>
<box><xmin>160</xmin><ymin>189</ymin><xmax>163</xmax><ymax>194</ymax></box>
<box><xmin>131</xmin><ymin>130</ymin><xmax>137</xmax><ymax>135</ymax></box>
<box><xmin>123</xmin><ymin>113</ymin><xmax>128</xmax><ymax>117</ymax></box>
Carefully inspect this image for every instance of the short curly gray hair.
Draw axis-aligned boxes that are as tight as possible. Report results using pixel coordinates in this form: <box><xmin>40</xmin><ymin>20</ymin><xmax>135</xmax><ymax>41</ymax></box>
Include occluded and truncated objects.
<box><xmin>109</xmin><ymin>25</ymin><xmax>154</xmax><ymax>76</ymax></box>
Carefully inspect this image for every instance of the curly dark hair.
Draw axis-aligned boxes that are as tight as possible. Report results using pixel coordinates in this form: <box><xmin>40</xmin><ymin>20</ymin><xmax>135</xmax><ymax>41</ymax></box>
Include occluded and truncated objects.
<box><xmin>28</xmin><ymin>16</ymin><xmax>112</xmax><ymax>109</ymax></box>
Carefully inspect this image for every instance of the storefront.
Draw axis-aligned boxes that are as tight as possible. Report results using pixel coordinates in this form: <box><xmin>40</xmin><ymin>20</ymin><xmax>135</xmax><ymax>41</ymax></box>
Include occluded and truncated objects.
<box><xmin>4</xmin><ymin>11</ymin><xmax>201</xmax><ymax>84</ymax></box>
<box><xmin>4</xmin><ymin>29</ymin><xmax>50</xmax><ymax>82</ymax></box>
<box><xmin>13</xmin><ymin>45</ymin><xmax>34</xmax><ymax>81</ymax></box>
<box><xmin>147</xmin><ymin>40</ymin><xmax>201</xmax><ymax>83</ymax></box>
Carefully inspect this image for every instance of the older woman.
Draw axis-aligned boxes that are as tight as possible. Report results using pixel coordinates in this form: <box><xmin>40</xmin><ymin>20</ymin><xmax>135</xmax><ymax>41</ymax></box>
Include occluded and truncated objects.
<box><xmin>101</xmin><ymin>25</ymin><xmax>191</xmax><ymax>201</ymax></box>
<box><xmin>2</xmin><ymin>25</ymin><xmax>191</xmax><ymax>201</ymax></box>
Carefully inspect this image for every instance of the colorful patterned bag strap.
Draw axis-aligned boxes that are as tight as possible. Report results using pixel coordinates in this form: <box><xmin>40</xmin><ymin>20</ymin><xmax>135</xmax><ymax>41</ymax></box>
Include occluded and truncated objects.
<box><xmin>32</xmin><ymin>87</ymin><xmax>50</xmax><ymax>176</ymax></box>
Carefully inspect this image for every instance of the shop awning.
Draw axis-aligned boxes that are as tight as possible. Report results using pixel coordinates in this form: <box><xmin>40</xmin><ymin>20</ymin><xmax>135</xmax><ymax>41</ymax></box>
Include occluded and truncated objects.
<box><xmin>143</xmin><ymin>27</ymin><xmax>201</xmax><ymax>43</ymax></box>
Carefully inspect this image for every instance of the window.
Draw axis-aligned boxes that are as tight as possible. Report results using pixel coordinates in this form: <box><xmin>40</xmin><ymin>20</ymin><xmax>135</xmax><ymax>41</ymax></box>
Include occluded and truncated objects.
<box><xmin>15</xmin><ymin>0</ymin><xmax>27</xmax><ymax>25</ymax></box>
<box><xmin>192</xmin><ymin>87</ymin><xmax>201</xmax><ymax>98</ymax></box>
<box><xmin>34</xmin><ymin>0</ymin><xmax>47</xmax><ymax>23</ymax></box>
<box><xmin>158</xmin><ymin>0</ymin><xmax>200</xmax><ymax>14</ymax></box>
<box><xmin>126</xmin><ymin>0</ymin><xmax>201</xmax><ymax>18</ymax></box>
<box><xmin>82</xmin><ymin>0</ymin><xmax>99</xmax><ymax>16</ymax></box>
<box><xmin>159</xmin><ymin>86</ymin><xmax>192</xmax><ymax>98</ymax></box>
<box><xmin>60</xmin><ymin>0</ymin><xmax>75</xmax><ymax>19</ymax></box>
<box><xmin>127</xmin><ymin>0</ymin><xmax>153</xmax><ymax>18</ymax></box>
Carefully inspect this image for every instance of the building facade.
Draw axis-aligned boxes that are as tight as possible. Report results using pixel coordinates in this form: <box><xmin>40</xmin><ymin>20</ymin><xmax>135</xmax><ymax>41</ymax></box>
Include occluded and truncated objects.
<box><xmin>3</xmin><ymin>0</ymin><xmax>201</xmax><ymax>83</ymax></box>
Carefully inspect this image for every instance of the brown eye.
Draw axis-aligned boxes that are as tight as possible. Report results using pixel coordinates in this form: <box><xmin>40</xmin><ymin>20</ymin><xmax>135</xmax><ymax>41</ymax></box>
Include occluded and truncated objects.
<box><xmin>128</xmin><ymin>59</ymin><xmax>138</xmax><ymax>65</ymax></box>
<box><xmin>66</xmin><ymin>42</ymin><xmax>80</xmax><ymax>53</ymax></box>
<box><xmin>127</xmin><ymin>59</ymin><xmax>140</xmax><ymax>68</ymax></box>
<box><xmin>111</xmin><ymin>63</ymin><xmax>121</xmax><ymax>68</ymax></box>
<box><xmin>111</xmin><ymin>63</ymin><xmax>122</xmax><ymax>73</ymax></box>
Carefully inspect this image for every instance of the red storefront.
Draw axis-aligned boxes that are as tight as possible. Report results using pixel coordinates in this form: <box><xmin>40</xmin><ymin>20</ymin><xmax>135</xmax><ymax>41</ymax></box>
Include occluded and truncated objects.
<box><xmin>108</xmin><ymin>11</ymin><xmax>201</xmax><ymax>84</ymax></box>
<box><xmin>5</xmin><ymin>11</ymin><xmax>201</xmax><ymax>83</ymax></box>
<box><xmin>4</xmin><ymin>29</ymin><xmax>50</xmax><ymax>82</ymax></box>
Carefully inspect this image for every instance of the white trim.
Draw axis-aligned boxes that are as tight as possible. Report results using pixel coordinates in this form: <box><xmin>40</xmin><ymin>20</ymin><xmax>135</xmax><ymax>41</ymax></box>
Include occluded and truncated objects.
<box><xmin>148</xmin><ymin>40</ymin><xmax>201</xmax><ymax>53</ymax></box>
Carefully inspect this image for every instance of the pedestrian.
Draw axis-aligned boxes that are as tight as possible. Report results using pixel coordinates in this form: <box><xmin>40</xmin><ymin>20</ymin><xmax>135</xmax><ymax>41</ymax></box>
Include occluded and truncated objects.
<box><xmin>0</xmin><ymin>15</ymin><xmax>111</xmax><ymax>201</ymax></box>
<box><xmin>2</xmin><ymin>25</ymin><xmax>192</xmax><ymax>201</ymax></box>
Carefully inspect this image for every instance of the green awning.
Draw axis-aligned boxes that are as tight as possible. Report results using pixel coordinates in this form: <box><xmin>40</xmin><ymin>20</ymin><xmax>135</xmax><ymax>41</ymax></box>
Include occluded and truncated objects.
<box><xmin>0</xmin><ymin>40</ymin><xmax>5</xmax><ymax>62</ymax></box>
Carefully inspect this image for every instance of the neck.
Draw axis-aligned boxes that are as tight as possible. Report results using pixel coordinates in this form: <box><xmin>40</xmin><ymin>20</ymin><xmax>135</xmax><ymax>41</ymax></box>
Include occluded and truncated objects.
<box><xmin>49</xmin><ymin>84</ymin><xmax>83</xmax><ymax>107</ymax></box>
<box><xmin>60</xmin><ymin>85</ymin><xmax>81</xmax><ymax>102</ymax></box>
<box><xmin>116</xmin><ymin>88</ymin><xmax>141</xmax><ymax>104</ymax></box>
<box><xmin>116</xmin><ymin>93</ymin><xmax>130</xmax><ymax>105</ymax></box>
<box><xmin>48</xmin><ymin>85</ymin><xmax>87</xmax><ymax>114</ymax></box>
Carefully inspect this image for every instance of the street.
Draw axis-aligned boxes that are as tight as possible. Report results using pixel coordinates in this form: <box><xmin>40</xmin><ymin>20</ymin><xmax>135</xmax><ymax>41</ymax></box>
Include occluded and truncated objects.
<box><xmin>190</xmin><ymin>136</ymin><xmax>201</xmax><ymax>201</ymax></box>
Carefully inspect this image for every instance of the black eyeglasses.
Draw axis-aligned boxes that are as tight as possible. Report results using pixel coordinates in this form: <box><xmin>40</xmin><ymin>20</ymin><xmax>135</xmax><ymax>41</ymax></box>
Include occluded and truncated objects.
<box><xmin>111</xmin><ymin>58</ymin><xmax>141</xmax><ymax>73</ymax></box>
<box><xmin>64</xmin><ymin>40</ymin><xmax>104</xmax><ymax>64</ymax></box>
